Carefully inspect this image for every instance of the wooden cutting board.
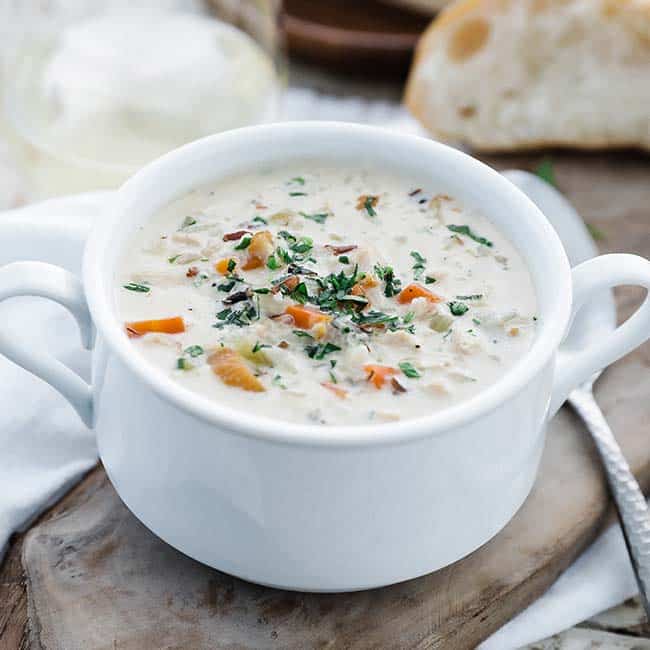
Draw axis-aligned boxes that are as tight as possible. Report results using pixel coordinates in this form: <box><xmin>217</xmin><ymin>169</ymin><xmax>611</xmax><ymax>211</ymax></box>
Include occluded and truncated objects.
<box><xmin>1</xmin><ymin>151</ymin><xmax>649</xmax><ymax>649</ymax></box>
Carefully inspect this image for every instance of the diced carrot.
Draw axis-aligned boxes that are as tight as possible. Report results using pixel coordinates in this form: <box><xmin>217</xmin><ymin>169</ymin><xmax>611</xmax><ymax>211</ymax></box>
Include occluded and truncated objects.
<box><xmin>364</xmin><ymin>364</ymin><xmax>398</xmax><ymax>389</ymax></box>
<box><xmin>208</xmin><ymin>348</ymin><xmax>265</xmax><ymax>392</ymax></box>
<box><xmin>215</xmin><ymin>258</ymin><xmax>237</xmax><ymax>275</ymax></box>
<box><xmin>397</xmin><ymin>283</ymin><xmax>442</xmax><ymax>304</ymax></box>
<box><xmin>125</xmin><ymin>316</ymin><xmax>186</xmax><ymax>337</ymax></box>
<box><xmin>321</xmin><ymin>382</ymin><xmax>348</xmax><ymax>399</ymax></box>
<box><xmin>285</xmin><ymin>304</ymin><xmax>332</xmax><ymax>330</ymax></box>
<box><xmin>241</xmin><ymin>256</ymin><xmax>264</xmax><ymax>270</ymax></box>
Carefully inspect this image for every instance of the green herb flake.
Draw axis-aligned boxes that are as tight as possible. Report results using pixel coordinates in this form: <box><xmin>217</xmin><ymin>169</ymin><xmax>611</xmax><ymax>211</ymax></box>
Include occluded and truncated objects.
<box><xmin>290</xmin><ymin>176</ymin><xmax>305</xmax><ymax>186</ymax></box>
<box><xmin>184</xmin><ymin>345</ymin><xmax>204</xmax><ymax>358</ymax></box>
<box><xmin>425</xmin><ymin>276</ymin><xmax>437</xmax><ymax>284</ymax></box>
<box><xmin>472</xmin><ymin>318</ymin><xmax>482</xmax><ymax>326</ymax></box>
<box><xmin>267</xmin><ymin>254</ymin><xmax>280</xmax><ymax>271</ymax></box>
<box><xmin>300</xmin><ymin>211</ymin><xmax>328</xmax><ymax>225</ymax></box>
<box><xmin>448</xmin><ymin>301</ymin><xmax>469</xmax><ymax>316</ymax></box>
<box><xmin>456</xmin><ymin>294</ymin><xmax>483</xmax><ymax>301</ymax></box>
<box><xmin>234</xmin><ymin>235</ymin><xmax>252</xmax><ymax>250</ymax></box>
<box><xmin>289</xmin><ymin>191</ymin><xmax>307</xmax><ymax>197</ymax></box>
<box><xmin>227</xmin><ymin>258</ymin><xmax>237</xmax><ymax>273</ymax></box>
<box><xmin>534</xmin><ymin>158</ymin><xmax>556</xmax><ymax>187</ymax></box>
<box><xmin>177</xmin><ymin>357</ymin><xmax>194</xmax><ymax>371</ymax></box>
<box><xmin>253</xmin><ymin>287</ymin><xmax>271</xmax><ymax>295</ymax></box>
<box><xmin>305</xmin><ymin>342</ymin><xmax>341</xmax><ymax>360</ymax></box>
<box><xmin>292</xmin><ymin>330</ymin><xmax>314</xmax><ymax>339</ymax></box>
<box><xmin>447</xmin><ymin>224</ymin><xmax>493</xmax><ymax>247</ymax></box>
<box><xmin>217</xmin><ymin>279</ymin><xmax>236</xmax><ymax>292</ymax></box>
<box><xmin>399</xmin><ymin>361</ymin><xmax>421</xmax><ymax>379</ymax></box>
<box><xmin>289</xmin><ymin>281</ymin><xmax>310</xmax><ymax>304</ymax></box>
<box><xmin>291</xmin><ymin>237</ymin><xmax>314</xmax><ymax>255</ymax></box>
<box><xmin>374</xmin><ymin>264</ymin><xmax>402</xmax><ymax>298</ymax></box>
<box><xmin>410</xmin><ymin>250</ymin><xmax>427</xmax><ymax>280</ymax></box>
<box><xmin>252</xmin><ymin>341</ymin><xmax>271</xmax><ymax>354</ymax></box>
<box><xmin>252</xmin><ymin>215</ymin><xmax>268</xmax><ymax>225</ymax></box>
<box><xmin>338</xmin><ymin>255</ymin><xmax>350</xmax><ymax>264</ymax></box>
<box><xmin>123</xmin><ymin>282</ymin><xmax>150</xmax><ymax>293</ymax></box>
<box><xmin>168</xmin><ymin>255</ymin><xmax>180</xmax><ymax>264</ymax></box>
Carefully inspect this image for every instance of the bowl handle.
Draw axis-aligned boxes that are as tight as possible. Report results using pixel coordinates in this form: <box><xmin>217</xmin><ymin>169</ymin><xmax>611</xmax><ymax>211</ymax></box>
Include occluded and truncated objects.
<box><xmin>549</xmin><ymin>253</ymin><xmax>650</xmax><ymax>416</ymax></box>
<box><xmin>0</xmin><ymin>261</ymin><xmax>93</xmax><ymax>426</ymax></box>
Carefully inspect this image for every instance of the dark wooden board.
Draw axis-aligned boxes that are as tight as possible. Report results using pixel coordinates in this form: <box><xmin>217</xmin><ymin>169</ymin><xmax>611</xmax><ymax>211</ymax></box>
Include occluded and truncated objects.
<box><xmin>1</xmin><ymin>151</ymin><xmax>649</xmax><ymax>649</ymax></box>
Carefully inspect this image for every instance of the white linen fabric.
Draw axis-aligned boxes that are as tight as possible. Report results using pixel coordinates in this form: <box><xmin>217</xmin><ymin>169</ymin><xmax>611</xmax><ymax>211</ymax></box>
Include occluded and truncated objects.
<box><xmin>0</xmin><ymin>90</ymin><xmax>640</xmax><ymax>649</ymax></box>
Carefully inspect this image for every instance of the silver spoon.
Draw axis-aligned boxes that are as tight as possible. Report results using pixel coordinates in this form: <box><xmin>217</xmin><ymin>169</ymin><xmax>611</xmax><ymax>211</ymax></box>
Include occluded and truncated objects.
<box><xmin>504</xmin><ymin>170</ymin><xmax>650</xmax><ymax>616</ymax></box>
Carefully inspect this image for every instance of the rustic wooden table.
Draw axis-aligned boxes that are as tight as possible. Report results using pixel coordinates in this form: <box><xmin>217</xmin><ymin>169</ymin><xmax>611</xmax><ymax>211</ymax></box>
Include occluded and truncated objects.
<box><xmin>0</xmin><ymin>66</ymin><xmax>649</xmax><ymax>649</ymax></box>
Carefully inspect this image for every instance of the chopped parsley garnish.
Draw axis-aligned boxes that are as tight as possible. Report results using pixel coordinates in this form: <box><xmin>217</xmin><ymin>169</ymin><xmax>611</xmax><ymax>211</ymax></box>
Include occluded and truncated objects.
<box><xmin>305</xmin><ymin>342</ymin><xmax>341</xmax><ymax>360</ymax></box>
<box><xmin>300</xmin><ymin>211</ymin><xmax>328</xmax><ymax>225</ymax></box>
<box><xmin>456</xmin><ymin>294</ymin><xmax>483</xmax><ymax>301</ymax></box>
<box><xmin>448</xmin><ymin>301</ymin><xmax>469</xmax><ymax>316</ymax></box>
<box><xmin>289</xmin><ymin>191</ymin><xmax>307</xmax><ymax>197</ymax></box>
<box><xmin>403</xmin><ymin>311</ymin><xmax>415</xmax><ymax>324</ymax></box>
<box><xmin>252</xmin><ymin>215</ymin><xmax>268</xmax><ymax>225</ymax></box>
<box><xmin>399</xmin><ymin>361</ymin><xmax>421</xmax><ymax>379</ymax></box>
<box><xmin>291</xmin><ymin>237</ymin><xmax>314</xmax><ymax>255</ymax></box>
<box><xmin>253</xmin><ymin>287</ymin><xmax>271</xmax><ymax>294</ymax></box>
<box><xmin>447</xmin><ymin>224</ymin><xmax>493</xmax><ymax>248</ymax></box>
<box><xmin>534</xmin><ymin>158</ymin><xmax>556</xmax><ymax>187</ymax></box>
<box><xmin>425</xmin><ymin>276</ymin><xmax>437</xmax><ymax>284</ymax></box>
<box><xmin>292</xmin><ymin>330</ymin><xmax>314</xmax><ymax>339</ymax></box>
<box><xmin>217</xmin><ymin>279</ymin><xmax>236</xmax><ymax>292</ymax></box>
<box><xmin>214</xmin><ymin>303</ymin><xmax>258</xmax><ymax>328</ymax></box>
<box><xmin>472</xmin><ymin>318</ymin><xmax>482</xmax><ymax>326</ymax></box>
<box><xmin>252</xmin><ymin>341</ymin><xmax>271</xmax><ymax>354</ymax></box>
<box><xmin>177</xmin><ymin>358</ymin><xmax>193</xmax><ymax>371</ymax></box>
<box><xmin>289</xmin><ymin>281</ymin><xmax>310</xmax><ymax>304</ymax></box>
<box><xmin>227</xmin><ymin>258</ymin><xmax>236</xmax><ymax>273</ymax></box>
<box><xmin>179</xmin><ymin>216</ymin><xmax>197</xmax><ymax>230</ymax></box>
<box><xmin>374</xmin><ymin>264</ymin><xmax>402</xmax><ymax>298</ymax></box>
<box><xmin>290</xmin><ymin>176</ymin><xmax>305</xmax><ymax>185</ymax></box>
<box><xmin>352</xmin><ymin>310</ymin><xmax>398</xmax><ymax>327</ymax></box>
<box><xmin>184</xmin><ymin>345</ymin><xmax>204</xmax><ymax>357</ymax></box>
<box><xmin>276</xmin><ymin>247</ymin><xmax>292</xmax><ymax>264</ymax></box>
<box><xmin>338</xmin><ymin>255</ymin><xmax>350</xmax><ymax>264</ymax></box>
<box><xmin>168</xmin><ymin>254</ymin><xmax>180</xmax><ymax>264</ymax></box>
<box><xmin>410</xmin><ymin>251</ymin><xmax>426</xmax><ymax>280</ymax></box>
<box><xmin>234</xmin><ymin>235</ymin><xmax>252</xmax><ymax>250</ymax></box>
<box><xmin>123</xmin><ymin>282</ymin><xmax>150</xmax><ymax>293</ymax></box>
<box><xmin>267</xmin><ymin>254</ymin><xmax>280</xmax><ymax>270</ymax></box>
<box><xmin>278</xmin><ymin>230</ymin><xmax>296</xmax><ymax>245</ymax></box>
<box><xmin>313</xmin><ymin>265</ymin><xmax>364</xmax><ymax>311</ymax></box>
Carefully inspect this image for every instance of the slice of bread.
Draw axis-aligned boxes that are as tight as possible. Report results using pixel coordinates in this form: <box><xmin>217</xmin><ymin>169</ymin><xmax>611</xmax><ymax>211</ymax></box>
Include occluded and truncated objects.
<box><xmin>380</xmin><ymin>0</ymin><xmax>450</xmax><ymax>15</ymax></box>
<box><xmin>405</xmin><ymin>0</ymin><xmax>650</xmax><ymax>151</ymax></box>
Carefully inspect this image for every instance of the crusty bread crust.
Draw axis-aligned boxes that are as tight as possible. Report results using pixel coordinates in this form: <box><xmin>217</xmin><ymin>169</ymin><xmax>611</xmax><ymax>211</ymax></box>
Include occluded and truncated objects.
<box><xmin>405</xmin><ymin>0</ymin><xmax>650</xmax><ymax>151</ymax></box>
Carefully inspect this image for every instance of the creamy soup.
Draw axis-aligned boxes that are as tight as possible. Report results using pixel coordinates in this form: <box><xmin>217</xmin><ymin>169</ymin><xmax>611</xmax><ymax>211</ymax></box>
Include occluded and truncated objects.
<box><xmin>117</xmin><ymin>163</ymin><xmax>537</xmax><ymax>426</ymax></box>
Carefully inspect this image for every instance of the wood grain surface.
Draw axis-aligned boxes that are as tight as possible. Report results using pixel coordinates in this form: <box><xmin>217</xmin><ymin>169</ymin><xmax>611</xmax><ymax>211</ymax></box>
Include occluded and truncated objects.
<box><xmin>1</xmin><ymin>151</ymin><xmax>649</xmax><ymax>649</ymax></box>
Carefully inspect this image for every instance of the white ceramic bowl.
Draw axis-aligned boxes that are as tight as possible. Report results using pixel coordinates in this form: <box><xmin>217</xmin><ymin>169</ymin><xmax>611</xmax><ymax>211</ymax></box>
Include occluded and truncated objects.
<box><xmin>2</xmin><ymin>123</ymin><xmax>650</xmax><ymax>591</ymax></box>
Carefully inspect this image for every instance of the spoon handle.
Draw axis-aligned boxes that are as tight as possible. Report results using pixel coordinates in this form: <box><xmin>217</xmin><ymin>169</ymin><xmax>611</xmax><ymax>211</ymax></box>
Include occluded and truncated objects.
<box><xmin>569</xmin><ymin>388</ymin><xmax>650</xmax><ymax>616</ymax></box>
